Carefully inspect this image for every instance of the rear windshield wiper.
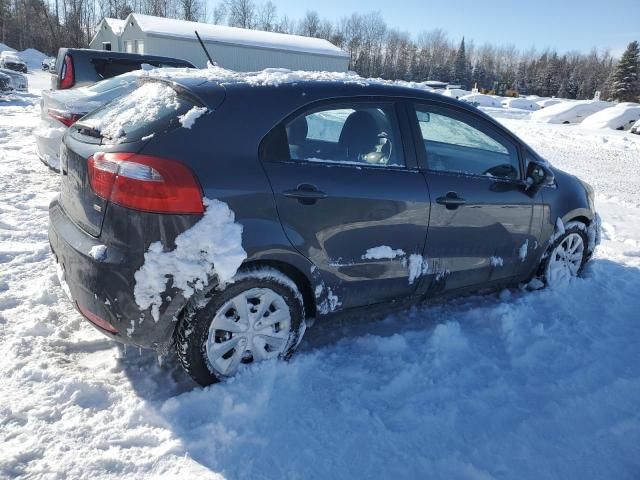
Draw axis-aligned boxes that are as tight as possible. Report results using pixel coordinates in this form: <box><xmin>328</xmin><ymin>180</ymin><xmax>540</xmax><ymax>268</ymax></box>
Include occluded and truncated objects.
<box><xmin>74</xmin><ymin>122</ymin><xmax>103</xmax><ymax>139</ymax></box>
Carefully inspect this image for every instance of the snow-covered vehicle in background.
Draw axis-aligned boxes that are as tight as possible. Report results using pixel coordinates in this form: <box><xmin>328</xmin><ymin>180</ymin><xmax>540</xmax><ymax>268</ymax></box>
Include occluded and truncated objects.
<box><xmin>35</xmin><ymin>68</ymin><xmax>185</xmax><ymax>169</ymax></box>
<box><xmin>51</xmin><ymin>48</ymin><xmax>195</xmax><ymax>90</ymax></box>
<box><xmin>631</xmin><ymin>118</ymin><xmax>640</xmax><ymax>135</ymax></box>
<box><xmin>501</xmin><ymin>97</ymin><xmax>541</xmax><ymax>111</ymax></box>
<box><xmin>580</xmin><ymin>102</ymin><xmax>640</xmax><ymax>130</ymax></box>
<box><xmin>0</xmin><ymin>71</ymin><xmax>13</xmax><ymax>94</ymax></box>
<box><xmin>0</xmin><ymin>51</ymin><xmax>27</xmax><ymax>72</ymax></box>
<box><xmin>459</xmin><ymin>93</ymin><xmax>503</xmax><ymax>107</ymax></box>
<box><xmin>531</xmin><ymin>100</ymin><xmax>613</xmax><ymax>124</ymax></box>
<box><xmin>0</xmin><ymin>67</ymin><xmax>27</xmax><ymax>91</ymax></box>
<box><xmin>42</xmin><ymin>57</ymin><xmax>55</xmax><ymax>71</ymax></box>
<box><xmin>536</xmin><ymin>98</ymin><xmax>564</xmax><ymax>109</ymax></box>
<box><xmin>441</xmin><ymin>88</ymin><xmax>470</xmax><ymax>99</ymax></box>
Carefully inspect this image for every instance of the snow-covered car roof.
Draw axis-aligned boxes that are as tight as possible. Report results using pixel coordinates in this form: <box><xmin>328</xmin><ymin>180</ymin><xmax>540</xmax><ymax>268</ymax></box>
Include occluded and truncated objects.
<box><xmin>501</xmin><ymin>97</ymin><xmax>541</xmax><ymax>111</ymax></box>
<box><xmin>1</xmin><ymin>53</ymin><xmax>23</xmax><ymax>62</ymax></box>
<box><xmin>531</xmin><ymin>100</ymin><xmax>613</xmax><ymax>124</ymax></box>
<box><xmin>140</xmin><ymin>65</ymin><xmax>442</xmax><ymax>93</ymax></box>
<box><xmin>580</xmin><ymin>103</ymin><xmax>640</xmax><ymax>130</ymax></box>
<box><xmin>459</xmin><ymin>93</ymin><xmax>503</xmax><ymax>108</ymax></box>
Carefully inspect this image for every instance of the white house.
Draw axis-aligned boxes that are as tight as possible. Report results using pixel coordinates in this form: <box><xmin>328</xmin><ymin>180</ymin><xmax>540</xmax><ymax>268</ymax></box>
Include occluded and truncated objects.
<box><xmin>89</xmin><ymin>13</ymin><xmax>350</xmax><ymax>72</ymax></box>
<box><xmin>91</xmin><ymin>17</ymin><xmax>126</xmax><ymax>52</ymax></box>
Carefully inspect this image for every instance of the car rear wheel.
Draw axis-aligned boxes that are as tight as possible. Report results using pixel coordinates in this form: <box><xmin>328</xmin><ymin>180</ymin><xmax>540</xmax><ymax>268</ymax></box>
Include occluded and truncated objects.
<box><xmin>175</xmin><ymin>269</ymin><xmax>305</xmax><ymax>386</ymax></box>
<box><xmin>541</xmin><ymin>226</ymin><xmax>588</xmax><ymax>287</ymax></box>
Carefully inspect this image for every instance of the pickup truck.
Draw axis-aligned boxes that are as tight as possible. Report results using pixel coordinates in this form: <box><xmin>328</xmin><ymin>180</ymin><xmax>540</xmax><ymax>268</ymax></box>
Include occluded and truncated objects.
<box><xmin>51</xmin><ymin>48</ymin><xmax>195</xmax><ymax>90</ymax></box>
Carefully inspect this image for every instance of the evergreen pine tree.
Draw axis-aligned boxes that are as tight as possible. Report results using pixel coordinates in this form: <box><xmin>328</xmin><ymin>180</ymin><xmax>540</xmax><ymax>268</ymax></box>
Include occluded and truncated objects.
<box><xmin>610</xmin><ymin>40</ymin><xmax>640</xmax><ymax>102</ymax></box>
<box><xmin>450</xmin><ymin>37</ymin><xmax>470</xmax><ymax>88</ymax></box>
<box><xmin>514</xmin><ymin>61</ymin><xmax>528</xmax><ymax>94</ymax></box>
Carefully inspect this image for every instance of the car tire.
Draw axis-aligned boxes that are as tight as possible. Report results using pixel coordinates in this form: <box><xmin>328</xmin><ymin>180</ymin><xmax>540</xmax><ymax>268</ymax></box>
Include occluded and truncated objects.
<box><xmin>175</xmin><ymin>269</ymin><xmax>306</xmax><ymax>386</ymax></box>
<box><xmin>539</xmin><ymin>225</ymin><xmax>588</xmax><ymax>288</ymax></box>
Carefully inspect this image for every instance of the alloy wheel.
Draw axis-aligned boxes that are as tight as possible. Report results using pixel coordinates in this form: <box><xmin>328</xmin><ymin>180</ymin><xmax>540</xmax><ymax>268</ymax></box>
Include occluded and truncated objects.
<box><xmin>545</xmin><ymin>232</ymin><xmax>585</xmax><ymax>286</ymax></box>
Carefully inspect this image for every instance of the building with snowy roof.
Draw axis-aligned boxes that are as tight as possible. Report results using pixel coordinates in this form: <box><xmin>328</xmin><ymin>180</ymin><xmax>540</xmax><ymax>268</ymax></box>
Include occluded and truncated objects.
<box><xmin>91</xmin><ymin>18</ymin><xmax>126</xmax><ymax>52</ymax></box>
<box><xmin>89</xmin><ymin>13</ymin><xmax>349</xmax><ymax>72</ymax></box>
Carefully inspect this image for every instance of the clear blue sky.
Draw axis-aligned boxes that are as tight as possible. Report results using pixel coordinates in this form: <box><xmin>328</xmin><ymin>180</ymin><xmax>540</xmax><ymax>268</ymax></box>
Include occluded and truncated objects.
<box><xmin>260</xmin><ymin>0</ymin><xmax>639</xmax><ymax>55</ymax></box>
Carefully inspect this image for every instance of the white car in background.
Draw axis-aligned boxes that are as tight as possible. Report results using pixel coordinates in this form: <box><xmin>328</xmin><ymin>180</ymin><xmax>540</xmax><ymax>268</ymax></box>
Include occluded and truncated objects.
<box><xmin>42</xmin><ymin>57</ymin><xmax>55</xmax><ymax>71</ymax></box>
<box><xmin>35</xmin><ymin>67</ymin><xmax>186</xmax><ymax>169</ymax></box>
<box><xmin>0</xmin><ymin>67</ymin><xmax>28</xmax><ymax>91</ymax></box>
<box><xmin>536</xmin><ymin>98</ymin><xmax>564</xmax><ymax>109</ymax></box>
<box><xmin>580</xmin><ymin>103</ymin><xmax>640</xmax><ymax>130</ymax></box>
<box><xmin>35</xmin><ymin>70</ymin><xmax>145</xmax><ymax>169</ymax></box>
<box><xmin>0</xmin><ymin>51</ymin><xmax>27</xmax><ymax>72</ymax></box>
<box><xmin>631</xmin><ymin>118</ymin><xmax>640</xmax><ymax>135</ymax></box>
<box><xmin>459</xmin><ymin>93</ymin><xmax>503</xmax><ymax>108</ymax></box>
<box><xmin>441</xmin><ymin>88</ymin><xmax>470</xmax><ymax>99</ymax></box>
<box><xmin>501</xmin><ymin>97</ymin><xmax>541</xmax><ymax>111</ymax></box>
<box><xmin>531</xmin><ymin>100</ymin><xmax>613</xmax><ymax>124</ymax></box>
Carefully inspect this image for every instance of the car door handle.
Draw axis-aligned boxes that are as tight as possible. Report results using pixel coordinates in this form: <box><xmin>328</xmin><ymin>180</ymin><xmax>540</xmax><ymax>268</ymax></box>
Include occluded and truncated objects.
<box><xmin>283</xmin><ymin>184</ymin><xmax>328</xmax><ymax>201</ymax></box>
<box><xmin>436</xmin><ymin>192</ymin><xmax>466</xmax><ymax>209</ymax></box>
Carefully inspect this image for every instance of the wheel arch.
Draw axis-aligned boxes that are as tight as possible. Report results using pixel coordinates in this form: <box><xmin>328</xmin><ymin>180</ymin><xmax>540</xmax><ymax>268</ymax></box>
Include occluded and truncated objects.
<box><xmin>240</xmin><ymin>258</ymin><xmax>317</xmax><ymax>320</ymax></box>
<box><xmin>561</xmin><ymin>209</ymin><xmax>593</xmax><ymax>226</ymax></box>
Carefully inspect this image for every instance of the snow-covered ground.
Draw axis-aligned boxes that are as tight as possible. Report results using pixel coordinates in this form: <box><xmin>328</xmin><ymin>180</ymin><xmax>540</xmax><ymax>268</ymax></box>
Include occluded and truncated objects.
<box><xmin>1</xmin><ymin>70</ymin><xmax>639</xmax><ymax>479</ymax></box>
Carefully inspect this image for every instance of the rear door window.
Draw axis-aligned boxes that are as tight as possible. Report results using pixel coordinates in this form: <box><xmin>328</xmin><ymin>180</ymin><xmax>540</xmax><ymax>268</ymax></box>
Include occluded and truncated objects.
<box><xmin>265</xmin><ymin>102</ymin><xmax>405</xmax><ymax>167</ymax></box>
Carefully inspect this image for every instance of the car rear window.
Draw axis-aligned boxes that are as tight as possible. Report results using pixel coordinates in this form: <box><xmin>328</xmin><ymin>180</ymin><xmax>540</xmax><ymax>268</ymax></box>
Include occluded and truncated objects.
<box><xmin>87</xmin><ymin>73</ymin><xmax>138</xmax><ymax>94</ymax></box>
<box><xmin>76</xmin><ymin>81</ymin><xmax>197</xmax><ymax>143</ymax></box>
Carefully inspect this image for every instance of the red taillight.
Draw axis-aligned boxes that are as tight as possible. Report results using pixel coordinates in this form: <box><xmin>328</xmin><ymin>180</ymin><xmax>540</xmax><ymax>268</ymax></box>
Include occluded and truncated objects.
<box><xmin>77</xmin><ymin>303</ymin><xmax>118</xmax><ymax>334</ymax></box>
<box><xmin>48</xmin><ymin>108</ymin><xmax>84</xmax><ymax>127</ymax></box>
<box><xmin>87</xmin><ymin>152</ymin><xmax>204</xmax><ymax>214</ymax></box>
<box><xmin>60</xmin><ymin>54</ymin><xmax>74</xmax><ymax>89</ymax></box>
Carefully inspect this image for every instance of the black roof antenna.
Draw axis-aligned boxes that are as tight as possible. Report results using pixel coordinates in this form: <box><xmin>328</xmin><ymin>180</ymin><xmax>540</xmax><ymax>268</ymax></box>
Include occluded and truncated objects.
<box><xmin>195</xmin><ymin>30</ymin><xmax>216</xmax><ymax>66</ymax></box>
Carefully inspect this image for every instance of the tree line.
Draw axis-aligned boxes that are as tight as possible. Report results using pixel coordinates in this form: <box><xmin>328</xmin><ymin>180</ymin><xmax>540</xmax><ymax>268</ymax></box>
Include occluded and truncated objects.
<box><xmin>1</xmin><ymin>0</ymin><xmax>638</xmax><ymax>101</ymax></box>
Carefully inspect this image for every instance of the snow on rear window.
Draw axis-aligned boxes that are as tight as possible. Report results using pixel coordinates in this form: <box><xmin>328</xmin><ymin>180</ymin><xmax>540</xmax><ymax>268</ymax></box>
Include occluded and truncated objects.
<box><xmin>80</xmin><ymin>82</ymin><xmax>187</xmax><ymax>141</ymax></box>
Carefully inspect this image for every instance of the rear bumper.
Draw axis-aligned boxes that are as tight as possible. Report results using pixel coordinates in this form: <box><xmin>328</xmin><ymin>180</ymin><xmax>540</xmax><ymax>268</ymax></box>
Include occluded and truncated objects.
<box><xmin>48</xmin><ymin>197</ymin><xmax>184</xmax><ymax>351</ymax></box>
<box><xmin>35</xmin><ymin>123</ymin><xmax>65</xmax><ymax>170</ymax></box>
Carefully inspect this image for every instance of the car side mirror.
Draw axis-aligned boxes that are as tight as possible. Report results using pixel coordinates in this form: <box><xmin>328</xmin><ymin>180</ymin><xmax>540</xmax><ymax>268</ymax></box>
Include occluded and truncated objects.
<box><xmin>526</xmin><ymin>161</ymin><xmax>555</xmax><ymax>187</ymax></box>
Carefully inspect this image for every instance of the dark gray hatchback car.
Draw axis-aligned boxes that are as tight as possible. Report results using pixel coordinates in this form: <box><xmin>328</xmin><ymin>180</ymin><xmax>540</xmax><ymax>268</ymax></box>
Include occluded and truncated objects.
<box><xmin>49</xmin><ymin>73</ymin><xmax>600</xmax><ymax>385</ymax></box>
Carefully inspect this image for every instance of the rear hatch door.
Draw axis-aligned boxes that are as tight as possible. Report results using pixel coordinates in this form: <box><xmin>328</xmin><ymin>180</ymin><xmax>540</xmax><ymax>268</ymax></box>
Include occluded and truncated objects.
<box><xmin>59</xmin><ymin>78</ymin><xmax>224</xmax><ymax>237</ymax></box>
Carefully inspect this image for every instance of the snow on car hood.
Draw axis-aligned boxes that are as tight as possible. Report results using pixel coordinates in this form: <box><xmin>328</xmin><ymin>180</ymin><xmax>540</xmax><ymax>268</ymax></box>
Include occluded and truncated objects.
<box><xmin>134</xmin><ymin>198</ymin><xmax>247</xmax><ymax>321</ymax></box>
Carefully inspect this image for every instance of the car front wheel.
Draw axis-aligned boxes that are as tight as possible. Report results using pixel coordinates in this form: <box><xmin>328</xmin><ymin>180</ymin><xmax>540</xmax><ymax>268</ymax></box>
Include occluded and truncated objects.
<box><xmin>541</xmin><ymin>226</ymin><xmax>588</xmax><ymax>287</ymax></box>
<box><xmin>175</xmin><ymin>269</ymin><xmax>306</xmax><ymax>386</ymax></box>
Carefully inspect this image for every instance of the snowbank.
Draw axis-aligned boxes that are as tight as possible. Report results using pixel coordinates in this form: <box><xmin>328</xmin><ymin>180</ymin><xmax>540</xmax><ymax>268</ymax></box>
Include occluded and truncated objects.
<box><xmin>580</xmin><ymin>103</ymin><xmax>640</xmax><ymax>130</ymax></box>
<box><xmin>531</xmin><ymin>100</ymin><xmax>613</xmax><ymax>124</ymax></box>
<box><xmin>19</xmin><ymin>48</ymin><xmax>47</xmax><ymax>70</ymax></box>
